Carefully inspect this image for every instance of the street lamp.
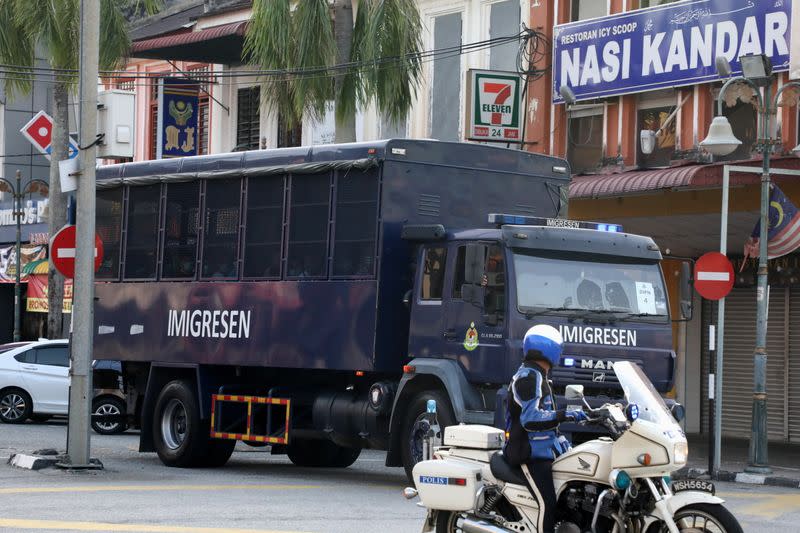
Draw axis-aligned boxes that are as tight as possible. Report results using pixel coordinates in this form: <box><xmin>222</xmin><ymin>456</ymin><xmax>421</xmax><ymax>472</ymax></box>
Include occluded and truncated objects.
<box><xmin>700</xmin><ymin>53</ymin><xmax>800</xmax><ymax>474</ymax></box>
<box><xmin>0</xmin><ymin>170</ymin><xmax>49</xmax><ymax>342</ymax></box>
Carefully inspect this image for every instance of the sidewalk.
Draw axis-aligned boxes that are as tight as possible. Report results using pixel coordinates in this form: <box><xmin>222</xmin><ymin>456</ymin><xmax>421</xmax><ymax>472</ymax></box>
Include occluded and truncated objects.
<box><xmin>674</xmin><ymin>434</ymin><xmax>800</xmax><ymax>488</ymax></box>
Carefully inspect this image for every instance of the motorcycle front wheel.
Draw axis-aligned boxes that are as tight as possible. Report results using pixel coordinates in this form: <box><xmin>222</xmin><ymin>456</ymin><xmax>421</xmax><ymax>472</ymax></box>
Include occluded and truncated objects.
<box><xmin>433</xmin><ymin>511</ymin><xmax>464</xmax><ymax>533</ymax></box>
<box><xmin>646</xmin><ymin>503</ymin><xmax>744</xmax><ymax>533</ymax></box>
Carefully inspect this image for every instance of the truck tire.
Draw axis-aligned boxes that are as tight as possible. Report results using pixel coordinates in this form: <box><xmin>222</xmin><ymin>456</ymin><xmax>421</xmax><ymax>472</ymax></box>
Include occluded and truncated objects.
<box><xmin>400</xmin><ymin>390</ymin><xmax>455</xmax><ymax>482</ymax></box>
<box><xmin>287</xmin><ymin>439</ymin><xmax>361</xmax><ymax>468</ymax></box>
<box><xmin>152</xmin><ymin>380</ymin><xmax>213</xmax><ymax>468</ymax></box>
<box><xmin>199</xmin><ymin>439</ymin><xmax>236</xmax><ymax>468</ymax></box>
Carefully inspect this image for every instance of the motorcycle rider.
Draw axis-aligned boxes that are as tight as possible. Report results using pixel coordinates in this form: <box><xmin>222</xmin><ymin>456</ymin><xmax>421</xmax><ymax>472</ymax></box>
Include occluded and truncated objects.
<box><xmin>505</xmin><ymin>324</ymin><xmax>587</xmax><ymax>533</ymax></box>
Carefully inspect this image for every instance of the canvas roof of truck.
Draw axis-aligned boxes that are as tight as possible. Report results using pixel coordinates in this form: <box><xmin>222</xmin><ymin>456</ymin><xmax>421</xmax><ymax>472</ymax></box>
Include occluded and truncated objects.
<box><xmin>95</xmin><ymin>139</ymin><xmax>570</xmax><ymax>188</ymax></box>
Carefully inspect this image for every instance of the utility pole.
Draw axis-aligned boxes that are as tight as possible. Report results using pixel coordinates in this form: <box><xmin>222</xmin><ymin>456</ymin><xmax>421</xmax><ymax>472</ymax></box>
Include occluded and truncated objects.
<box><xmin>13</xmin><ymin>170</ymin><xmax>22</xmax><ymax>343</ymax></box>
<box><xmin>65</xmin><ymin>0</ymin><xmax>100</xmax><ymax>468</ymax></box>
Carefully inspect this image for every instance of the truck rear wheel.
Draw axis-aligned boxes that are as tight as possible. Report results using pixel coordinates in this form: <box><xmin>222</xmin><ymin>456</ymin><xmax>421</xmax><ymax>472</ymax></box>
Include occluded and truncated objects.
<box><xmin>153</xmin><ymin>380</ymin><xmax>232</xmax><ymax>468</ymax></box>
<box><xmin>400</xmin><ymin>390</ymin><xmax>455</xmax><ymax>482</ymax></box>
<box><xmin>287</xmin><ymin>439</ymin><xmax>361</xmax><ymax>468</ymax></box>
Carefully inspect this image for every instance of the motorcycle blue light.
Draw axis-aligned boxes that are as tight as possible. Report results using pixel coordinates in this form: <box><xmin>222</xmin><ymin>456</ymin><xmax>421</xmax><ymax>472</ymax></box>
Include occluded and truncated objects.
<box><xmin>662</xmin><ymin>475</ymin><xmax>671</xmax><ymax>485</ymax></box>
<box><xmin>626</xmin><ymin>403</ymin><xmax>639</xmax><ymax>421</ymax></box>
<box><xmin>563</xmin><ymin>357</ymin><xmax>575</xmax><ymax>367</ymax></box>
<box><xmin>427</xmin><ymin>399</ymin><xmax>437</xmax><ymax>414</ymax></box>
<box><xmin>611</xmin><ymin>470</ymin><xmax>631</xmax><ymax>490</ymax></box>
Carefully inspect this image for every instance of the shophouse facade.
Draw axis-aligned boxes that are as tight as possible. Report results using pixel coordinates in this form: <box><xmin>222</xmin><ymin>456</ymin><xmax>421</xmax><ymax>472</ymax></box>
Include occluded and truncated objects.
<box><xmin>526</xmin><ymin>0</ymin><xmax>800</xmax><ymax>441</ymax></box>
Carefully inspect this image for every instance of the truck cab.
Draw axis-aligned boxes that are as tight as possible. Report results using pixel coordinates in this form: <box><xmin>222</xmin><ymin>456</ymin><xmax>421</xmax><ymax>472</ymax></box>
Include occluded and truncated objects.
<box><xmin>397</xmin><ymin>214</ymin><xmax>680</xmax><ymax>469</ymax></box>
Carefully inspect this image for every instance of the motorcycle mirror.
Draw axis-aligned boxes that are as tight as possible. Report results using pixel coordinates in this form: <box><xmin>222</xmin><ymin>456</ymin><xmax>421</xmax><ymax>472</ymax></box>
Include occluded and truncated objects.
<box><xmin>670</xmin><ymin>402</ymin><xmax>686</xmax><ymax>423</ymax></box>
<box><xmin>565</xmin><ymin>384</ymin><xmax>585</xmax><ymax>400</ymax></box>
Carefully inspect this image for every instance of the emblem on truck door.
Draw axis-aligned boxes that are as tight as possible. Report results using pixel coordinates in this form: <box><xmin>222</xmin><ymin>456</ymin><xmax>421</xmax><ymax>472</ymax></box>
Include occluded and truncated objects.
<box><xmin>464</xmin><ymin>322</ymin><xmax>479</xmax><ymax>351</ymax></box>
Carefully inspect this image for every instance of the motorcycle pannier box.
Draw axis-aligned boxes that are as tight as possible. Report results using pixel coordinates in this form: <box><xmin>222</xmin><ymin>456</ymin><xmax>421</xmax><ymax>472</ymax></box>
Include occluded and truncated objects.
<box><xmin>412</xmin><ymin>459</ymin><xmax>483</xmax><ymax>511</ymax></box>
<box><xmin>444</xmin><ymin>425</ymin><xmax>504</xmax><ymax>450</ymax></box>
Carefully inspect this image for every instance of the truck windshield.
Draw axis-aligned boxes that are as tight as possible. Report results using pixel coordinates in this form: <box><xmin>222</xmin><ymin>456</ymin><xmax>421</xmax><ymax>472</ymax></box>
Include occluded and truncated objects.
<box><xmin>513</xmin><ymin>251</ymin><xmax>668</xmax><ymax>320</ymax></box>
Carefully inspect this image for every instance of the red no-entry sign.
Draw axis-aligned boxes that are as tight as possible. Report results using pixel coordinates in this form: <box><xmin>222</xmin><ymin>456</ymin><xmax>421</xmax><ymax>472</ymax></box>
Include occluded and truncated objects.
<box><xmin>50</xmin><ymin>225</ymin><xmax>104</xmax><ymax>279</ymax></box>
<box><xmin>695</xmin><ymin>252</ymin><xmax>734</xmax><ymax>301</ymax></box>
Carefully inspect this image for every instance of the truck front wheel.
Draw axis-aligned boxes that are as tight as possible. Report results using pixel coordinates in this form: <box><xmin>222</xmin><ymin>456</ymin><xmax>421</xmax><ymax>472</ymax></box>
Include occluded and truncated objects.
<box><xmin>400</xmin><ymin>390</ymin><xmax>455</xmax><ymax>481</ymax></box>
<box><xmin>153</xmin><ymin>380</ymin><xmax>233</xmax><ymax>468</ymax></box>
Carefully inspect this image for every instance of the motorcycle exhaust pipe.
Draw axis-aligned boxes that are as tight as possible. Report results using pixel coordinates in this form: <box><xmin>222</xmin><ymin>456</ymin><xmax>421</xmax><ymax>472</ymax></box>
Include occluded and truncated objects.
<box><xmin>461</xmin><ymin>517</ymin><xmax>512</xmax><ymax>533</ymax></box>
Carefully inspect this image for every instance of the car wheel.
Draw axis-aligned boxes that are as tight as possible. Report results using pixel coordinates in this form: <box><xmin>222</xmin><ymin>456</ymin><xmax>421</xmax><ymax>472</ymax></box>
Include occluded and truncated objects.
<box><xmin>92</xmin><ymin>397</ymin><xmax>127</xmax><ymax>435</ymax></box>
<box><xmin>0</xmin><ymin>388</ymin><xmax>32</xmax><ymax>424</ymax></box>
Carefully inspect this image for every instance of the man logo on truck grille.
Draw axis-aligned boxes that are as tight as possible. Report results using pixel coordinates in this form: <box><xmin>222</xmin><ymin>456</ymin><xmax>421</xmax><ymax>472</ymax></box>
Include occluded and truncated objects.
<box><xmin>464</xmin><ymin>322</ymin><xmax>479</xmax><ymax>351</ymax></box>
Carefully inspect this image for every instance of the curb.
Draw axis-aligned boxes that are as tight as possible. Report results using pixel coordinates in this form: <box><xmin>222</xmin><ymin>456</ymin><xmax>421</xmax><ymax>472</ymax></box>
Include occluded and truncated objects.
<box><xmin>7</xmin><ymin>453</ymin><xmax>62</xmax><ymax>471</ymax></box>
<box><xmin>674</xmin><ymin>467</ymin><xmax>800</xmax><ymax>489</ymax></box>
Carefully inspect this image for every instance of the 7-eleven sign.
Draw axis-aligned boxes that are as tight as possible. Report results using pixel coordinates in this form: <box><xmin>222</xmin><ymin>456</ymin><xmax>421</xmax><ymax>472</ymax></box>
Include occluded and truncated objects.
<box><xmin>466</xmin><ymin>70</ymin><xmax>522</xmax><ymax>143</ymax></box>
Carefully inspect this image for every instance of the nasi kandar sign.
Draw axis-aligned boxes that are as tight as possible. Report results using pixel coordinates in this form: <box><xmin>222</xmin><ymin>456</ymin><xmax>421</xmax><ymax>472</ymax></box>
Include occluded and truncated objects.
<box><xmin>553</xmin><ymin>0</ymin><xmax>792</xmax><ymax>102</ymax></box>
<box><xmin>465</xmin><ymin>70</ymin><xmax>523</xmax><ymax>143</ymax></box>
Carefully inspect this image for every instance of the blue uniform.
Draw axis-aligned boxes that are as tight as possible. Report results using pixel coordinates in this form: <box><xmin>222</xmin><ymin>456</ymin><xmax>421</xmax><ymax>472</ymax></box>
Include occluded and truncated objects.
<box><xmin>505</xmin><ymin>363</ymin><xmax>570</xmax><ymax>463</ymax></box>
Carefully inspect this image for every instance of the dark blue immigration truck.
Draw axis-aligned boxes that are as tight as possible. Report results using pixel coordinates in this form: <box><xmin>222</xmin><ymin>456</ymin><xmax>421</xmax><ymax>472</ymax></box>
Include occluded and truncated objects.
<box><xmin>92</xmin><ymin>139</ymin><xmax>689</xmax><ymax>475</ymax></box>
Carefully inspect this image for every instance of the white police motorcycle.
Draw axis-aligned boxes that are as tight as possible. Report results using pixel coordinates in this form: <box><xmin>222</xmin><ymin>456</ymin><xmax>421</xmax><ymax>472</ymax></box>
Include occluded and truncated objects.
<box><xmin>404</xmin><ymin>362</ymin><xmax>742</xmax><ymax>533</ymax></box>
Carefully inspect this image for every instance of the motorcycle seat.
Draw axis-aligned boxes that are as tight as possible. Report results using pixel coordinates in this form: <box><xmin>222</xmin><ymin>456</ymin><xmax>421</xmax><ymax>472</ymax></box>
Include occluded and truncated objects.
<box><xmin>490</xmin><ymin>452</ymin><xmax>528</xmax><ymax>486</ymax></box>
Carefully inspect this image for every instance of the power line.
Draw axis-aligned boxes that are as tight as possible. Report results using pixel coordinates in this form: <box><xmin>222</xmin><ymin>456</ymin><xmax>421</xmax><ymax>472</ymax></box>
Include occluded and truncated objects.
<box><xmin>0</xmin><ymin>33</ymin><xmax>523</xmax><ymax>86</ymax></box>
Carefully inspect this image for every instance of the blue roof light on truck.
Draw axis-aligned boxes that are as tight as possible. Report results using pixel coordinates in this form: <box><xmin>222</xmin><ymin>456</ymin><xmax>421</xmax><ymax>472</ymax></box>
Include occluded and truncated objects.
<box><xmin>487</xmin><ymin>213</ymin><xmax>623</xmax><ymax>233</ymax></box>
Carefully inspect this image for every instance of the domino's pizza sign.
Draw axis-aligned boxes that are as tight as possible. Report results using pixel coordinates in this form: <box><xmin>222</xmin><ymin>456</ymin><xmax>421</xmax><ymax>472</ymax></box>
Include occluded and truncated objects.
<box><xmin>466</xmin><ymin>70</ymin><xmax>523</xmax><ymax>143</ymax></box>
<box><xmin>552</xmin><ymin>0</ymin><xmax>792</xmax><ymax>103</ymax></box>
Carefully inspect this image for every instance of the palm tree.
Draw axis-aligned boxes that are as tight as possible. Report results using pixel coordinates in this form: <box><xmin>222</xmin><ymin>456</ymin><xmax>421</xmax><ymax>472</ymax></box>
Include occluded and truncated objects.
<box><xmin>0</xmin><ymin>0</ymin><xmax>159</xmax><ymax>338</ymax></box>
<box><xmin>244</xmin><ymin>0</ymin><xmax>423</xmax><ymax>143</ymax></box>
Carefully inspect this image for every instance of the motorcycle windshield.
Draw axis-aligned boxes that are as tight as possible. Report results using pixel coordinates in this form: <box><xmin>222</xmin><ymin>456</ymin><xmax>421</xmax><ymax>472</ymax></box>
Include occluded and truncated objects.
<box><xmin>614</xmin><ymin>361</ymin><xmax>678</xmax><ymax>427</ymax></box>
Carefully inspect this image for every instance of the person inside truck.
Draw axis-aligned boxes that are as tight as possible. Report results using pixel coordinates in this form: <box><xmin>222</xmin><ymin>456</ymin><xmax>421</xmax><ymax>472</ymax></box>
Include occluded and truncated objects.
<box><xmin>504</xmin><ymin>324</ymin><xmax>587</xmax><ymax>533</ymax></box>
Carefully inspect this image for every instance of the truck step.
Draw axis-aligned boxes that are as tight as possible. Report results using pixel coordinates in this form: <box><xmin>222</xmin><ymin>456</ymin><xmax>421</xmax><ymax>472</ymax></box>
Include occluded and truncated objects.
<box><xmin>210</xmin><ymin>394</ymin><xmax>291</xmax><ymax>444</ymax></box>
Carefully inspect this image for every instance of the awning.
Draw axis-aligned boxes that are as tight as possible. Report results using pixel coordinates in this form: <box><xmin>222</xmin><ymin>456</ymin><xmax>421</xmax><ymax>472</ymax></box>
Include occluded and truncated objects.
<box><xmin>130</xmin><ymin>21</ymin><xmax>248</xmax><ymax>64</ymax></box>
<box><xmin>570</xmin><ymin>156</ymin><xmax>800</xmax><ymax>199</ymax></box>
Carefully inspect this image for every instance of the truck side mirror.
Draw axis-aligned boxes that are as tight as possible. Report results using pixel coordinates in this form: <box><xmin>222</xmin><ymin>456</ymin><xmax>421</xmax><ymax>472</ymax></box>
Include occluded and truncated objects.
<box><xmin>679</xmin><ymin>261</ymin><xmax>693</xmax><ymax>320</ymax></box>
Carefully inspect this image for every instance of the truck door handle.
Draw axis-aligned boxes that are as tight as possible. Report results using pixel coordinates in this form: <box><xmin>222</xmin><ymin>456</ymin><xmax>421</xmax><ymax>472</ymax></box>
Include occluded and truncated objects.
<box><xmin>443</xmin><ymin>329</ymin><xmax>457</xmax><ymax>340</ymax></box>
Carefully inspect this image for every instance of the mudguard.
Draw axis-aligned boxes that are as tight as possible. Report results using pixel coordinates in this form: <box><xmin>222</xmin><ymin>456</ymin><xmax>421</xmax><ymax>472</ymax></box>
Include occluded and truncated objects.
<box><xmin>642</xmin><ymin>491</ymin><xmax>726</xmax><ymax>532</ymax></box>
<box><xmin>666</xmin><ymin>490</ymin><xmax>725</xmax><ymax>514</ymax></box>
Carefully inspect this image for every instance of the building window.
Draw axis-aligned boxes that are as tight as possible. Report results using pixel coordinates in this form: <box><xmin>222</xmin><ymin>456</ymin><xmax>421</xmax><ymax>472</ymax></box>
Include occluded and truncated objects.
<box><xmin>201</xmin><ymin>179</ymin><xmax>241</xmax><ymax>279</ymax></box>
<box><xmin>243</xmin><ymin>176</ymin><xmax>284</xmax><ymax>279</ymax></box>
<box><xmin>421</xmin><ymin>246</ymin><xmax>447</xmax><ymax>300</ymax></box>
<box><xmin>287</xmin><ymin>173</ymin><xmax>331</xmax><ymax>278</ymax></box>
<box><xmin>566</xmin><ymin>108</ymin><xmax>604</xmax><ymax>174</ymax></box>
<box><xmin>162</xmin><ymin>182</ymin><xmax>200</xmax><ymax>279</ymax></box>
<box><xmin>431</xmin><ymin>12</ymin><xmax>462</xmax><ymax>141</ymax></box>
<box><xmin>489</xmin><ymin>0</ymin><xmax>520</xmax><ymax>72</ymax></box>
<box><xmin>332</xmin><ymin>169</ymin><xmax>379</xmax><ymax>277</ymax></box>
<box><xmin>715</xmin><ymin>88</ymin><xmax>757</xmax><ymax>162</ymax></box>
<box><xmin>115</xmin><ymin>77</ymin><xmax>135</xmax><ymax>91</ymax></box>
<box><xmin>188</xmin><ymin>65</ymin><xmax>212</xmax><ymax>155</ymax></box>
<box><xmin>637</xmin><ymin>90</ymin><xmax>677</xmax><ymax>168</ymax></box>
<box><xmin>148</xmin><ymin>75</ymin><xmax>165</xmax><ymax>160</ymax></box>
<box><xmin>571</xmin><ymin>0</ymin><xmax>606</xmax><ymax>21</ymax></box>
<box><xmin>237</xmin><ymin>86</ymin><xmax>260</xmax><ymax>151</ymax></box>
<box><xmin>277</xmin><ymin>111</ymin><xmax>302</xmax><ymax>148</ymax></box>
<box><xmin>95</xmin><ymin>189</ymin><xmax>123</xmax><ymax>279</ymax></box>
<box><xmin>124</xmin><ymin>185</ymin><xmax>160</xmax><ymax>279</ymax></box>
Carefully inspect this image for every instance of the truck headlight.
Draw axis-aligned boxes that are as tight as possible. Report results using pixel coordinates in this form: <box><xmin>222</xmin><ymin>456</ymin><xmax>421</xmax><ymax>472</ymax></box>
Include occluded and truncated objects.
<box><xmin>673</xmin><ymin>442</ymin><xmax>688</xmax><ymax>465</ymax></box>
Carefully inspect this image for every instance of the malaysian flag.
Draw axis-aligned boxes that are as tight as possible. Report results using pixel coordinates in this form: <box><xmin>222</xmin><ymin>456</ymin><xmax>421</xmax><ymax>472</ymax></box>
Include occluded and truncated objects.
<box><xmin>743</xmin><ymin>184</ymin><xmax>800</xmax><ymax>265</ymax></box>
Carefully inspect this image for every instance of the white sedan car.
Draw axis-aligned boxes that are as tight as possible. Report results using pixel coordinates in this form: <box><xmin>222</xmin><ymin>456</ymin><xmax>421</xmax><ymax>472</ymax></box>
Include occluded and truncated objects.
<box><xmin>0</xmin><ymin>339</ymin><xmax>69</xmax><ymax>423</ymax></box>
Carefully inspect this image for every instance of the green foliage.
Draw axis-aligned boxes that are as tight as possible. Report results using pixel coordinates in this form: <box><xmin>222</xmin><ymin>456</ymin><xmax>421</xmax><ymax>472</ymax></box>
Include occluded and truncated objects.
<box><xmin>0</xmin><ymin>0</ymin><xmax>161</xmax><ymax>97</ymax></box>
<box><xmin>245</xmin><ymin>0</ymin><xmax>423</xmax><ymax>129</ymax></box>
<box><xmin>293</xmin><ymin>0</ymin><xmax>336</xmax><ymax>121</ymax></box>
<box><xmin>242</xmin><ymin>0</ymin><xmax>296</xmax><ymax>124</ymax></box>
<box><xmin>357</xmin><ymin>0</ymin><xmax>423</xmax><ymax>123</ymax></box>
